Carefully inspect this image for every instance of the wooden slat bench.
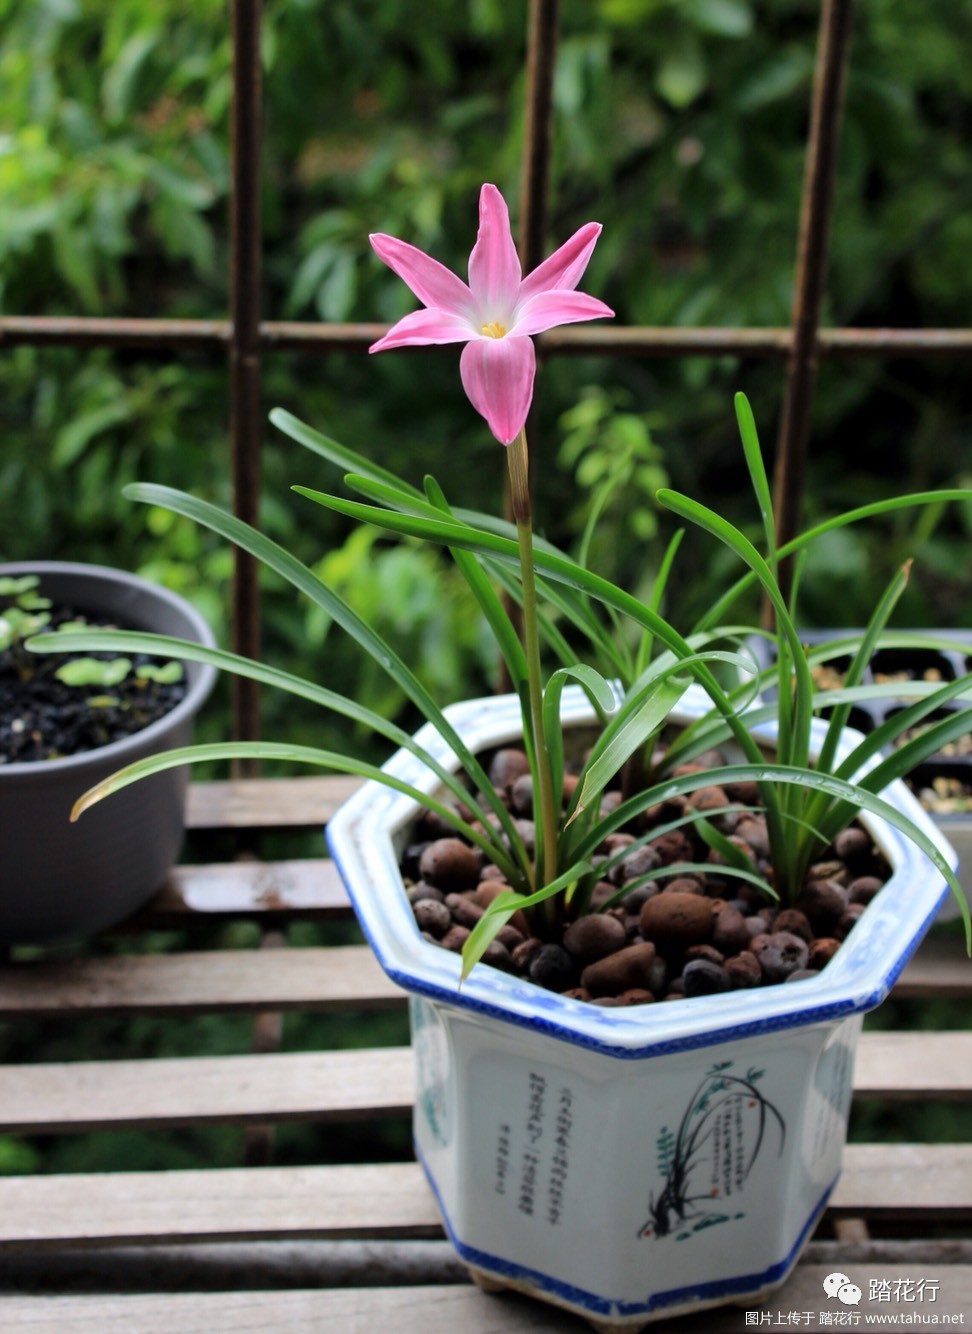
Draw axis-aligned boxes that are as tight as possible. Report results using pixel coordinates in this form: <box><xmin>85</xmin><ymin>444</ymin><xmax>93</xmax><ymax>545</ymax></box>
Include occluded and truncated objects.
<box><xmin>0</xmin><ymin>777</ymin><xmax>969</xmax><ymax>1333</ymax></box>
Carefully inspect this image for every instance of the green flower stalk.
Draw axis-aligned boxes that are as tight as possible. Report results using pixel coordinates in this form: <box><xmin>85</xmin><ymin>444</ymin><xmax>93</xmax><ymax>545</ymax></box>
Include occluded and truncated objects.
<box><xmin>506</xmin><ymin>427</ymin><xmax>558</xmax><ymax>898</ymax></box>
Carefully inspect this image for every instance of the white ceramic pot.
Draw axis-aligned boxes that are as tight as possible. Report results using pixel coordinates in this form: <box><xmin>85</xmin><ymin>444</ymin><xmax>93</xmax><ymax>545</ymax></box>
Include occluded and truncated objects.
<box><xmin>328</xmin><ymin>687</ymin><xmax>956</xmax><ymax>1330</ymax></box>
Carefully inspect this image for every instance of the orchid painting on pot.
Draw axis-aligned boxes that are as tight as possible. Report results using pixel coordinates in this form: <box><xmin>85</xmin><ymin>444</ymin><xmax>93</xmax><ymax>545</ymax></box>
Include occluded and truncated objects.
<box><xmin>30</xmin><ymin>184</ymin><xmax>971</xmax><ymax>1328</ymax></box>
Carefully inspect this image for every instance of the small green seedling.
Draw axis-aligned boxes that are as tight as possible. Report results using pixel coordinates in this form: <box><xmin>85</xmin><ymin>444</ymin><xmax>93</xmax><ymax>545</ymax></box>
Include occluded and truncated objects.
<box><xmin>0</xmin><ymin>577</ymin><xmax>53</xmax><ymax>654</ymax></box>
<box><xmin>135</xmin><ymin>661</ymin><xmax>184</xmax><ymax>685</ymax></box>
<box><xmin>55</xmin><ymin>657</ymin><xmax>133</xmax><ymax>689</ymax></box>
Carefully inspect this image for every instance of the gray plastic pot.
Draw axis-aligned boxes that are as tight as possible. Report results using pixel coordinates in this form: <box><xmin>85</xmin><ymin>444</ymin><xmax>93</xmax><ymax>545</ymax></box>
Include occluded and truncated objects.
<box><xmin>0</xmin><ymin>561</ymin><xmax>217</xmax><ymax>945</ymax></box>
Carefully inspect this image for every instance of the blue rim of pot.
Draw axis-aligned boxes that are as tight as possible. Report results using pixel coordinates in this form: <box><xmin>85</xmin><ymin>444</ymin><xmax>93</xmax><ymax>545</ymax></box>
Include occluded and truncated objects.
<box><xmin>327</xmin><ymin>685</ymin><xmax>955</xmax><ymax>1060</ymax></box>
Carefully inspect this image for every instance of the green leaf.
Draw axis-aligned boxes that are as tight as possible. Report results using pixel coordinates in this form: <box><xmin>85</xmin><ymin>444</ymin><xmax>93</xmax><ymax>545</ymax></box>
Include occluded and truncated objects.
<box><xmin>422</xmin><ymin>476</ymin><xmax>528</xmax><ymax>693</ymax></box>
<box><xmin>52</xmin><ymin>400</ymin><xmax>132</xmax><ymax>467</ymax></box>
<box><xmin>656</xmin><ymin>485</ymin><xmax>814</xmax><ymax>777</ymax></box>
<box><xmin>270</xmin><ymin>409</ymin><xmax>425</xmax><ymax>500</ymax></box>
<box><xmin>103</xmin><ymin>30</ymin><xmax>158</xmax><ymax>123</ymax></box>
<box><xmin>656</xmin><ymin>32</ymin><xmax>706</xmax><ymax>109</ymax></box>
<box><xmin>695</xmin><ymin>488</ymin><xmax>972</xmax><ymax>635</ymax></box>
<box><xmin>28</xmin><ymin>626</ymin><xmax>523</xmax><ymax>885</ymax></box>
<box><xmin>314</xmin><ymin>477</ymin><xmax>635</xmax><ymax>677</ymax></box>
<box><xmin>291</xmin><ymin>483</ymin><xmax>765</xmax><ymax>773</ymax></box>
<box><xmin>459</xmin><ymin>858</ymin><xmax>595</xmax><ymax>980</ymax></box>
<box><xmin>565</xmin><ymin>758</ymin><xmax>970</xmax><ymax>946</ymax></box>
<box><xmin>734</xmin><ymin>393</ymin><xmax>776</xmax><ymax>569</ymax></box>
<box><xmin>55</xmin><ymin>656</ymin><xmax>131</xmax><ymax>687</ymax></box>
<box><xmin>568</xmin><ymin>670</ymin><xmax>689</xmax><ymax>827</ymax></box>
<box><xmin>0</xmin><ymin>577</ymin><xmax>41</xmax><ymax>598</ymax></box>
<box><xmin>118</xmin><ymin>484</ymin><xmax>532</xmax><ymax>880</ymax></box>
<box><xmin>635</xmin><ymin>527</ymin><xmax>684</xmax><ymax>678</ymax></box>
<box><xmin>135</xmin><ymin>661</ymin><xmax>184</xmax><ymax>684</ymax></box>
<box><xmin>68</xmin><ymin>739</ymin><xmax>518</xmax><ymax>877</ymax></box>
<box><xmin>814</xmin><ymin>562</ymin><xmax>912</xmax><ymax>779</ymax></box>
<box><xmin>685</xmin><ymin>0</ymin><xmax>752</xmax><ymax>37</ymax></box>
<box><xmin>542</xmin><ymin>663</ymin><xmax>616</xmax><ymax>811</ymax></box>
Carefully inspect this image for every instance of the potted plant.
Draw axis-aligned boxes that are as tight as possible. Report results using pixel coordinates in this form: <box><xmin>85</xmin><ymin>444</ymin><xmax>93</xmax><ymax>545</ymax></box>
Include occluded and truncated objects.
<box><xmin>1</xmin><ymin>560</ymin><xmax>217</xmax><ymax>945</ymax></box>
<box><xmin>33</xmin><ymin>185</ymin><xmax>971</xmax><ymax>1326</ymax></box>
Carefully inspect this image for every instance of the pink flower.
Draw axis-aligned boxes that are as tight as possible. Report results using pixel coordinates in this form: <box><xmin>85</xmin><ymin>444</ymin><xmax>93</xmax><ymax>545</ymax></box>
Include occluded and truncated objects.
<box><xmin>369</xmin><ymin>183</ymin><xmax>614</xmax><ymax>445</ymax></box>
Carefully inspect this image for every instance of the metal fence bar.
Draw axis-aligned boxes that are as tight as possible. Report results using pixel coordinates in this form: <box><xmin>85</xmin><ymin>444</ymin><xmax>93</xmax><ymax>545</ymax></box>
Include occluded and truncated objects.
<box><xmin>6</xmin><ymin>317</ymin><xmax>972</xmax><ymax>360</ymax></box>
<box><xmin>229</xmin><ymin>0</ymin><xmax>264</xmax><ymax>752</ymax></box>
<box><xmin>772</xmin><ymin>0</ymin><xmax>855</xmax><ymax>558</ymax></box>
<box><xmin>0</xmin><ymin>318</ymin><xmax>231</xmax><ymax>348</ymax></box>
<box><xmin>518</xmin><ymin>0</ymin><xmax>560</xmax><ymax>282</ymax></box>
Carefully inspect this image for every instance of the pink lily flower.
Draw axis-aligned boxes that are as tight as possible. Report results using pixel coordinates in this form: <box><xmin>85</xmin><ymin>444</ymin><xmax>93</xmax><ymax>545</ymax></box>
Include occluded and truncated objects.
<box><xmin>369</xmin><ymin>183</ymin><xmax>614</xmax><ymax>445</ymax></box>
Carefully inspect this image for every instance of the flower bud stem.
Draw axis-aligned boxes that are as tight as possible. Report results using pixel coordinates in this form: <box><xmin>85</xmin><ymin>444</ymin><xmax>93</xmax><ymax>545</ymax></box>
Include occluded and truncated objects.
<box><xmin>508</xmin><ymin>428</ymin><xmax>559</xmax><ymax>919</ymax></box>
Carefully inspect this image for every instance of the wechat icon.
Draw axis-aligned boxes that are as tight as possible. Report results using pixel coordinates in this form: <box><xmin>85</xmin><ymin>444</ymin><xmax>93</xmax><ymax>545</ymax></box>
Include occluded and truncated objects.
<box><xmin>823</xmin><ymin>1272</ymin><xmax>862</xmax><ymax>1306</ymax></box>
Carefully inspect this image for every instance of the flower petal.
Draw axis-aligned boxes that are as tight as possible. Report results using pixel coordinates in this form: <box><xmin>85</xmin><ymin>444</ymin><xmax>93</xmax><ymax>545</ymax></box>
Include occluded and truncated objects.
<box><xmin>517</xmin><ymin>221</ymin><xmax>603</xmax><ymax>302</ymax></box>
<box><xmin>370</xmin><ymin>307</ymin><xmax>475</xmax><ymax>352</ymax></box>
<box><xmin>512</xmin><ymin>289</ymin><xmax>615</xmax><ymax>338</ymax></box>
<box><xmin>467</xmin><ymin>184</ymin><xmax>522</xmax><ymax>320</ymax></box>
<box><xmin>369</xmin><ymin>233</ymin><xmax>474</xmax><ymax>317</ymax></box>
<box><xmin>459</xmin><ymin>336</ymin><xmax>536</xmax><ymax>445</ymax></box>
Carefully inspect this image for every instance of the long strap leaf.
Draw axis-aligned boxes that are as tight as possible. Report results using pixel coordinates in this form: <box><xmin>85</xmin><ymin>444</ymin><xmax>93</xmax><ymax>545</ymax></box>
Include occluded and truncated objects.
<box><xmin>814</xmin><ymin>561</ymin><xmax>911</xmax><ymax>780</ymax></box>
<box><xmin>270</xmin><ymin>408</ymin><xmax>426</xmax><ymax>500</ymax></box>
<box><xmin>422</xmin><ymin>476</ymin><xmax>528</xmax><ymax>692</ymax></box>
<box><xmin>69</xmin><ymin>740</ymin><xmax>518</xmax><ymax>873</ymax></box>
<box><xmin>564</xmin><ymin>671</ymin><xmax>689</xmax><ymax>834</ymax></box>
<box><xmin>27</xmin><ymin>626</ymin><xmax>523</xmax><ymax>884</ymax></box>
<box><xmin>695</xmin><ymin>487</ymin><xmax>972</xmax><ymax>634</ymax></box>
<box><xmin>542</xmin><ymin>664</ymin><xmax>617</xmax><ymax>817</ymax></box>
<box><xmin>559</xmin><ymin>758</ymin><xmax>970</xmax><ymax>946</ymax></box>
<box><xmin>634</xmin><ymin>527</ymin><xmax>684</xmax><ymax>679</ymax></box>
<box><xmin>735</xmin><ymin>393</ymin><xmax>778</xmax><ymax>575</ymax></box>
<box><xmin>347</xmin><ymin>472</ymin><xmax>625</xmax><ymax>671</ymax></box>
<box><xmin>654</xmin><ymin>489</ymin><xmax>815</xmax><ymax>766</ymax></box>
<box><xmin>122</xmin><ymin>482</ymin><xmax>530</xmax><ymax>876</ymax></box>
<box><xmin>291</xmin><ymin>485</ymin><xmax>769</xmax><ymax>770</ymax></box>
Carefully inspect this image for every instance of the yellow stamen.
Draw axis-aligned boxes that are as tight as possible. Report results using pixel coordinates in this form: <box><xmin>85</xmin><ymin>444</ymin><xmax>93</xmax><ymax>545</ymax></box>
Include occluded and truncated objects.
<box><xmin>481</xmin><ymin>321</ymin><xmax>507</xmax><ymax>339</ymax></box>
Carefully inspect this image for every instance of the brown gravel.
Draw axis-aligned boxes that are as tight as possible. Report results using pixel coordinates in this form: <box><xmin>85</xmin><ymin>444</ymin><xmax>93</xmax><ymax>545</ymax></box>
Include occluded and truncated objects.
<box><xmin>403</xmin><ymin>744</ymin><xmax>891</xmax><ymax>1006</ymax></box>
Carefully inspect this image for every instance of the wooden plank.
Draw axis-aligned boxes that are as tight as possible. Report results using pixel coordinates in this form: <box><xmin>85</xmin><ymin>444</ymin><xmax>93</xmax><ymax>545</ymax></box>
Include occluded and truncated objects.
<box><xmin>150</xmin><ymin>858</ymin><xmax>351</xmax><ymax>918</ymax></box>
<box><xmin>2</xmin><ymin>1263</ymin><xmax>972</xmax><ymax>1334</ymax></box>
<box><xmin>0</xmin><ymin>1033</ymin><xmax>968</xmax><ymax>1138</ymax></box>
<box><xmin>0</xmin><ymin>1162</ymin><xmax>441</xmax><ymax>1249</ymax></box>
<box><xmin>185</xmin><ymin>776</ymin><xmax>361</xmax><ymax>830</ymax></box>
<box><xmin>0</xmin><ymin>1048</ymin><xmax>414</xmax><ymax>1134</ymax></box>
<box><xmin>1</xmin><ymin>933</ymin><xmax>965</xmax><ymax>1020</ymax></box>
<box><xmin>0</xmin><ymin>1145</ymin><xmax>968</xmax><ymax>1252</ymax></box>
<box><xmin>0</xmin><ymin>946</ymin><xmax>404</xmax><ymax>1018</ymax></box>
<box><xmin>0</xmin><ymin>1238</ymin><xmax>467</xmax><ymax>1292</ymax></box>
<box><xmin>892</xmin><ymin>930</ymin><xmax>972</xmax><ymax>997</ymax></box>
<box><xmin>0</xmin><ymin>1285</ymin><xmax>583</xmax><ymax>1334</ymax></box>
<box><xmin>680</xmin><ymin>1263</ymin><xmax>972</xmax><ymax>1332</ymax></box>
<box><xmin>3</xmin><ymin>1237</ymin><xmax>969</xmax><ymax>1297</ymax></box>
<box><xmin>853</xmin><ymin>1031</ymin><xmax>972</xmax><ymax>1101</ymax></box>
<box><xmin>830</xmin><ymin>1142</ymin><xmax>972</xmax><ymax>1218</ymax></box>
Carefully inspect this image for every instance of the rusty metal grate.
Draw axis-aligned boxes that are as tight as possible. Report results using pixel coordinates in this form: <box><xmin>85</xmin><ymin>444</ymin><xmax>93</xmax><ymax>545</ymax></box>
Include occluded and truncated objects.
<box><xmin>2</xmin><ymin>0</ymin><xmax>970</xmax><ymax>744</ymax></box>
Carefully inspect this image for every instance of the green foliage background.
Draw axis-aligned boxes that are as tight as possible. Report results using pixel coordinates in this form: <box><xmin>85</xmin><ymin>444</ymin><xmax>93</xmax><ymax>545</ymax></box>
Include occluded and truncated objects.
<box><xmin>4</xmin><ymin>0</ymin><xmax>972</xmax><ymax>749</ymax></box>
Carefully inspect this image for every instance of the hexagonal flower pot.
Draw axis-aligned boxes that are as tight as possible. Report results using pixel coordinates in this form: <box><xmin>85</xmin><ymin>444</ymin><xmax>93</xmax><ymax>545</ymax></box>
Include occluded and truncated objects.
<box><xmin>327</xmin><ymin>687</ymin><xmax>955</xmax><ymax>1331</ymax></box>
<box><xmin>0</xmin><ymin>561</ymin><xmax>217</xmax><ymax>945</ymax></box>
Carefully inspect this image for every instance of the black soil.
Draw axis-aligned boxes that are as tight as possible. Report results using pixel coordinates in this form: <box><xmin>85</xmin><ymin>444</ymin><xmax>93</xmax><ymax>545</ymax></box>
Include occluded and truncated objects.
<box><xmin>0</xmin><ymin>603</ymin><xmax>188</xmax><ymax>764</ymax></box>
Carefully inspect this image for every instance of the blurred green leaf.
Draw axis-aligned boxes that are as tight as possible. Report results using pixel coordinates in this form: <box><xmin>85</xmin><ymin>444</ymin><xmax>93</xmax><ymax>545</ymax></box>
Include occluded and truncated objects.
<box><xmin>684</xmin><ymin>0</ymin><xmax>752</xmax><ymax>39</ymax></box>
<box><xmin>52</xmin><ymin>400</ymin><xmax>132</xmax><ymax>467</ymax></box>
<box><xmin>656</xmin><ymin>32</ymin><xmax>707</xmax><ymax>108</ymax></box>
